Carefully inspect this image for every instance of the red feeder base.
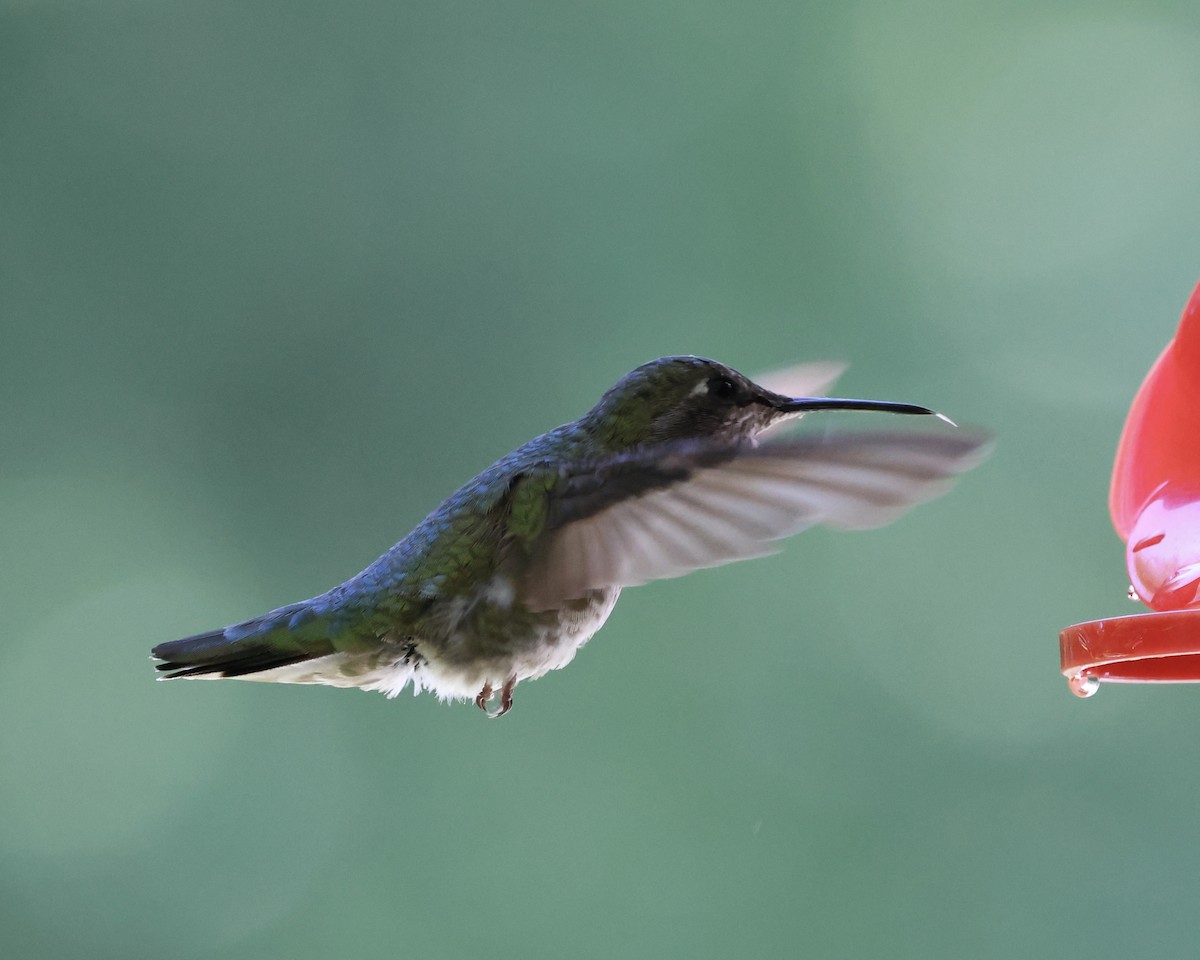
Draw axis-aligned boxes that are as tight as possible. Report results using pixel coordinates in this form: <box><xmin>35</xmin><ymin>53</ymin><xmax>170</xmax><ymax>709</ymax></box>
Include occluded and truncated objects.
<box><xmin>1060</xmin><ymin>608</ymin><xmax>1200</xmax><ymax>696</ymax></box>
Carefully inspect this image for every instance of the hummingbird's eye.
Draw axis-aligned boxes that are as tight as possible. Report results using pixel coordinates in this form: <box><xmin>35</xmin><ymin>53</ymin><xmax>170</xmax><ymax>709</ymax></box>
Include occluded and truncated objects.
<box><xmin>708</xmin><ymin>376</ymin><xmax>738</xmax><ymax>401</ymax></box>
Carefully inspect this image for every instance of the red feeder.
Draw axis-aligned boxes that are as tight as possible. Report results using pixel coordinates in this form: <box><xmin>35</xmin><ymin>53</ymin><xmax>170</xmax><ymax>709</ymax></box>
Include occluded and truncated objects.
<box><xmin>1060</xmin><ymin>279</ymin><xmax>1200</xmax><ymax>695</ymax></box>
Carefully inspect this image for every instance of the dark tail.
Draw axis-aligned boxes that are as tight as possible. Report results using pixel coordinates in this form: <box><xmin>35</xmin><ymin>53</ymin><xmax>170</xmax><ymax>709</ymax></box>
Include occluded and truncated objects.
<box><xmin>152</xmin><ymin>601</ymin><xmax>338</xmax><ymax>680</ymax></box>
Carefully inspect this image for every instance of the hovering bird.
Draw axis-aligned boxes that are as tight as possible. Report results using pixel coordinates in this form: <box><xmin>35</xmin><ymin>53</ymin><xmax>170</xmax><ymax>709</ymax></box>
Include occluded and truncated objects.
<box><xmin>152</xmin><ymin>356</ymin><xmax>988</xmax><ymax>717</ymax></box>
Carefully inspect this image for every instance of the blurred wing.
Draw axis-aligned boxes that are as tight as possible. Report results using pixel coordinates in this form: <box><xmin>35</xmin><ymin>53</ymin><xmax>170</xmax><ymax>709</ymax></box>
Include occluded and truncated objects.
<box><xmin>752</xmin><ymin>360</ymin><xmax>846</xmax><ymax>399</ymax></box>
<box><xmin>521</xmin><ymin>431</ymin><xmax>990</xmax><ymax>610</ymax></box>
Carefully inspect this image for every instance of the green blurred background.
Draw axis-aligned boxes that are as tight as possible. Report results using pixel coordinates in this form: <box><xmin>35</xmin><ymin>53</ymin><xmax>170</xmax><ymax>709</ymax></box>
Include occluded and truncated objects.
<box><xmin>5</xmin><ymin>1</ymin><xmax>1200</xmax><ymax>957</ymax></box>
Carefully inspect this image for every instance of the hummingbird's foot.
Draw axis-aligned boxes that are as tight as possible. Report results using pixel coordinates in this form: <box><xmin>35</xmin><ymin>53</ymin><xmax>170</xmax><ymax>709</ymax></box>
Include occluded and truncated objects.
<box><xmin>474</xmin><ymin>682</ymin><xmax>493</xmax><ymax>713</ymax></box>
<box><xmin>487</xmin><ymin>675</ymin><xmax>517</xmax><ymax>719</ymax></box>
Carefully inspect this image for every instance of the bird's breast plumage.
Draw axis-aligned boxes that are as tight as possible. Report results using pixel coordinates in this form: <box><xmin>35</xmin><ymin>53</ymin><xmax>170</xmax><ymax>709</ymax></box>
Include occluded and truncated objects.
<box><xmin>400</xmin><ymin>580</ymin><xmax>621</xmax><ymax>701</ymax></box>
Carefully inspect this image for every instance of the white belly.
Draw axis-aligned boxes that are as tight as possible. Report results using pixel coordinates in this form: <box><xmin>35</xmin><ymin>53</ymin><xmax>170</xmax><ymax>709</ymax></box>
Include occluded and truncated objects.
<box><xmin>408</xmin><ymin>585</ymin><xmax>622</xmax><ymax>701</ymax></box>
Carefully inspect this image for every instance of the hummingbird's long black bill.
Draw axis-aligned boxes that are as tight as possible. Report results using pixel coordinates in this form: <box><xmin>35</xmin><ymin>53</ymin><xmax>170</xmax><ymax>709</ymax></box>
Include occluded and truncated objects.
<box><xmin>773</xmin><ymin>396</ymin><xmax>957</xmax><ymax>426</ymax></box>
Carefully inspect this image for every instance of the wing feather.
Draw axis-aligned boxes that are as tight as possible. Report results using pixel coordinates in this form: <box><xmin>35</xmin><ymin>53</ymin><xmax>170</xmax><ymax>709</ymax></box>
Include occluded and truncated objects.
<box><xmin>521</xmin><ymin>430</ymin><xmax>989</xmax><ymax>610</ymax></box>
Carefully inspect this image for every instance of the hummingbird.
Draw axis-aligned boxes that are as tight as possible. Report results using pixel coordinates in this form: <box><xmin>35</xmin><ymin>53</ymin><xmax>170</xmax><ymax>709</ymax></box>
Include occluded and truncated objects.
<box><xmin>152</xmin><ymin>356</ymin><xmax>988</xmax><ymax>717</ymax></box>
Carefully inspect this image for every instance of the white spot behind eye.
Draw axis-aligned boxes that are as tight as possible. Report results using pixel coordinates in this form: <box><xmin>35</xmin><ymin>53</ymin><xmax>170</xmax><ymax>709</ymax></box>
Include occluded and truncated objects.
<box><xmin>688</xmin><ymin>380</ymin><xmax>710</xmax><ymax>397</ymax></box>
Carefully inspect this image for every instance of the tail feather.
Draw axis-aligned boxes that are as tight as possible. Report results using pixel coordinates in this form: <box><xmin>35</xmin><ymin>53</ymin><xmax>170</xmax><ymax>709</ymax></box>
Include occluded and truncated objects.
<box><xmin>152</xmin><ymin>601</ymin><xmax>339</xmax><ymax>681</ymax></box>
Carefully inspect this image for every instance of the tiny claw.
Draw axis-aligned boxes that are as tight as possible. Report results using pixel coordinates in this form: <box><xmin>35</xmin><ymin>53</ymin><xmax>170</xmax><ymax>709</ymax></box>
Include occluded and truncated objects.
<box><xmin>487</xmin><ymin>676</ymin><xmax>517</xmax><ymax>719</ymax></box>
<box><xmin>474</xmin><ymin>682</ymin><xmax>493</xmax><ymax>712</ymax></box>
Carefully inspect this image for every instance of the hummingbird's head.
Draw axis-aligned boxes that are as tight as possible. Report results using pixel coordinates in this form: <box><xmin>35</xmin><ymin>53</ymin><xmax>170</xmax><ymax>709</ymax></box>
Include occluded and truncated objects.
<box><xmin>581</xmin><ymin>356</ymin><xmax>944</xmax><ymax>450</ymax></box>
